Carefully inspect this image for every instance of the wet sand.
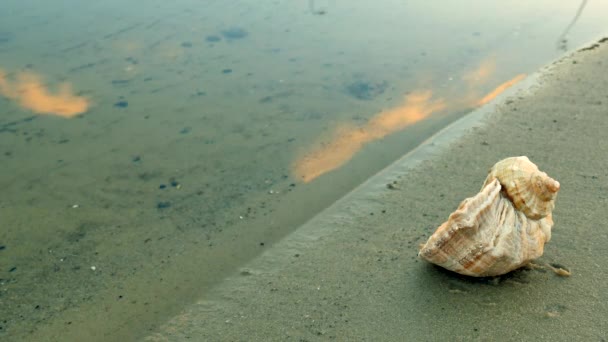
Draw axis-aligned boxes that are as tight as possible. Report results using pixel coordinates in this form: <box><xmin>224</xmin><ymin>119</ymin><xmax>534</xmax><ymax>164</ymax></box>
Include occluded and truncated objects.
<box><xmin>144</xmin><ymin>38</ymin><xmax>608</xmax><ymax>341</ymax></box>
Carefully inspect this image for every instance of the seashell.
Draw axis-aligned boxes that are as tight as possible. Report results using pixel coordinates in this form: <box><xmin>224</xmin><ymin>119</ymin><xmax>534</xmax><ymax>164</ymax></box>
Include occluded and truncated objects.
<box><xmin>482</xmin><ymin>156</ymin><xmax>560</xmax><ymax>220</ymax></box>
<box><xmin>418</xmin><ymin>156</ymin><xmax>559</xmax><ymax>277</ymax></box>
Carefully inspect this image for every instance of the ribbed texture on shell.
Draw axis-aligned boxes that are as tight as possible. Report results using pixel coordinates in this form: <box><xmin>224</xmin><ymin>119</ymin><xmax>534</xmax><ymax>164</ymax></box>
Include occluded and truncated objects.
<box><xmin>419</xmin><ymin>168</ymin><xmax>556</xmax><ymax>277</ymax></box>
<box><xmin>482</xmin><ymin>156</ymin><xmax>559</xmax><ymax>220</ymax></box>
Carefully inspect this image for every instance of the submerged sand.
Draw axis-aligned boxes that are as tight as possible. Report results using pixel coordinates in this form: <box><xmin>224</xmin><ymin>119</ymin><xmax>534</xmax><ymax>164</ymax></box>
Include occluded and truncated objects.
<box><xmin>144</xmin><ymin>38</ymin><xmax>608</xmax><ymax>341</ymax></box>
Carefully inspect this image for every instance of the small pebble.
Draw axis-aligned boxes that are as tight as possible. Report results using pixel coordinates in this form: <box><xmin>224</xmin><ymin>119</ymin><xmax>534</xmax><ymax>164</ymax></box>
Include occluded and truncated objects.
<box><xmin>222</xmin><ymin>68</ymin><xmax>232</xmax><ymax>74</ymax></box>
<box><xmin>114</xmin><ymin>101</ymin><xmax>129</xmax><ymax>108</ymax></box>
<box><xmin>387</xmin><ymin>183</ymin><xmax>399</xmax><ymax>190</ymax></box>
<box><xmin>91</xmin><ymin>266</ymin><xmax>96</xmax><ymax>271</ymax></box>
<box><xmin>159</xmin><ymin>184</ymin><xmax>167</xmax><ymax>189</ymax></box>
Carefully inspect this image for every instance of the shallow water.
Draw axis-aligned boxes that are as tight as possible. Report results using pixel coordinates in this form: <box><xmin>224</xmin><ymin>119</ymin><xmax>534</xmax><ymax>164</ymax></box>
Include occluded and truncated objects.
<box><xmin>0</xmin><ymin>0</ymin><xmax>606</xmax><ymax>340</ymax></box>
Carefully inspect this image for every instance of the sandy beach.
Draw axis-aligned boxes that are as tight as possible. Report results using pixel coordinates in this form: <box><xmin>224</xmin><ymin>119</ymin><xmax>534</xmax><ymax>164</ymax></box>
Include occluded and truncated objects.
<box><xmin>142</xmin><ymin>38</ymin><xmax>608</xmax><ymax>341</ymax></box>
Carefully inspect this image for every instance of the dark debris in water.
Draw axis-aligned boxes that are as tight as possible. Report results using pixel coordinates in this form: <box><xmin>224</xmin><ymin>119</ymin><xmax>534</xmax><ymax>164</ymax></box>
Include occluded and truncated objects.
<box><xmin>0</xmin><ymin>115</ymin><xmax>37</xmax><ymax>134</ymax></box>
<box><xmin>258</xmin><ymin>90</ymin><xmax>294</xmax><ymax>104</ymax></box>
<box><xmin>205</xmin><ymin>35</ymin><xmax>221</xmax><ymax>42</ymax></box>
<box><xmin>111</xmin><ymin>79</ymin><xmax>130</xmax><ymax>86</ymax></box>
<box><xmin>345</xmin><ymin>80</ymin><xmax>388</xmax><ymax>100</ymax></box>
<box><xmin>0</xmin><ymin>31</ymin><xmax>14</xmax><ymax>44</ymax></box>
<box><xmin>114</xmin><ymin>100</ymin><xmax>129</xmax><ymax>108</ymax></box>
<box><xmin>220</xmin><ymin>27</ymin><xmax>248</xmax><ymax>40</ymax></box>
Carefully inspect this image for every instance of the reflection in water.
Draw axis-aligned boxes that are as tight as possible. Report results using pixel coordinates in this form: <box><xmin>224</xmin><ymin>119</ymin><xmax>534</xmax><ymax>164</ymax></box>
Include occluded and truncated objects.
<box><xmin>293</xmin><ymin>91</ymin><xmax>446</xmax><ymax>182</ymax></box>
<box><xmin>476</xmin><ymin>74</ymin><xmax>526</xmax><ymax>106</ymax></box>
<box><xmin>0</xmin><ymin>68</ymin><xmax>89</xmax><ymax>117</ymax></box>
<box><xmin>462</xmin><ymin>58</ymin><xmax>496</xmax><ymax>85</ymax></box>
<box><xmin>294</xmin><ymin>59</ymin><xmax>527</xmax><ymax>183</ymax></box>
<box><xmin>556</xmin><ymin>0</ymin><xmax>589</xmax><ymax>51</ymax></box>
<box><xmin>461</xmin><ymin>58</ymin><xmax>526</xmax><ymax>107</ymax></box>
<box><xmin>308</xmin><ymin>0</ymin><xmax>329</xmax><ymax>15</ymax></box>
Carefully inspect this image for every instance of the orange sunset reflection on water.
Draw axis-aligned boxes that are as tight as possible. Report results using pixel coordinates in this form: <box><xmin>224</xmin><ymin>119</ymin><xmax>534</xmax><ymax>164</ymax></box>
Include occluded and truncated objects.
<box><xmin>476</xmin><ymin>74</ymin><xmax>526</xmax><ymax>106</ymax></box>
<box><xmin>293</xmin><ymin>59</ymin><xmax>526</xmax><ymax>183</ymax></box>
<box><xmin>463</xmin><ymin>58</ymin><xmax>496</xmax><ymax>85</ymax></box>
<box><xmin>293</xmin><ymin>91</ymin><xmax>446</xmax><ymax>183</ymax></box>
<box><xmin>0</xmin><ymin>68</ymin><xmax>90</xmax><ymax>118</ymax></box>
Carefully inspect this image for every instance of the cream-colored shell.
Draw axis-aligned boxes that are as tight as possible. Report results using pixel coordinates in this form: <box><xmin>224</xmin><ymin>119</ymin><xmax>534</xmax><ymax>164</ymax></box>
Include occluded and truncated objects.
<box><xmin>482</xmin><ymin>156</ymin><xmax>560</xmax><ymax>220</ymax></box>
<box><xmin>418</xmin><ymin>156</ymin><xmax>559</xmax><ymax>277</ymax></box>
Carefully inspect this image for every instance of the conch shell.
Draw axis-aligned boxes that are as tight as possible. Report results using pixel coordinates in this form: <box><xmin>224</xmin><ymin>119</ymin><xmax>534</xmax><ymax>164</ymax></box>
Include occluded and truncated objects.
<box><xmin>418</xmin><ymin>156</ymin><xmax>560</xmax><ymax>277</ymax></box>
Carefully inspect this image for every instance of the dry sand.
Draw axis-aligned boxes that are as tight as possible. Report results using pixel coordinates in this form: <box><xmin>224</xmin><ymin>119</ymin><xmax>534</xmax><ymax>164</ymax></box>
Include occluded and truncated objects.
<box><xmin>144</xmin><ymin>38</ymin><xmax>608</xmax><ymax>341</ymax></box>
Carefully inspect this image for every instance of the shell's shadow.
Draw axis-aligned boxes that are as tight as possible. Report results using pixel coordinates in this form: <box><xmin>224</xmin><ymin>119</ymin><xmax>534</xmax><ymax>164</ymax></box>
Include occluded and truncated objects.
<box><xmin>421</xmin><ymin>262</ymin><xmax>541</xmax><ymax>287</ymax></box>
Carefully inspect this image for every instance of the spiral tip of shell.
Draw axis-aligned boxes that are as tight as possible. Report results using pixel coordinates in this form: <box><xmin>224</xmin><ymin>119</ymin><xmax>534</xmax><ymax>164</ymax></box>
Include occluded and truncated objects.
<box><xmin>547</xmin><ymin>178</ymin><xmax>560</xmax><ymax>193</ymax></box>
